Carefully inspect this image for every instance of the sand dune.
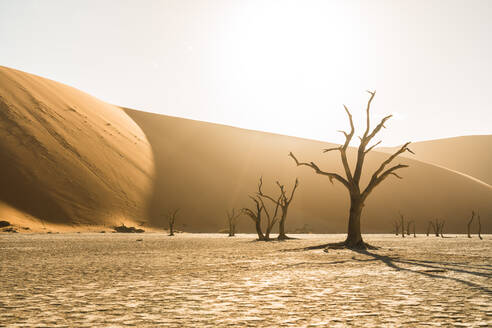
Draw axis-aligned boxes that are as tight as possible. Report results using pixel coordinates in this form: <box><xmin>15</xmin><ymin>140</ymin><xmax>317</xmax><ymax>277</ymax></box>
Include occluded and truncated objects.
<box><xmin>125</xmin><ymin>109</ymin><xmax>492</xmax><ymax>234</ymax></box>
<box><xmin>0</xmin><ymin>66</ymin><xmax>490</xmax><ymax>234</ymax></box>
<box><xmin>0</xmin><ymin>66</ymin><xmax>154</xmax><ymax>229</ymax></box>
<box><xmin>378</xmin><ymin>135</ymin><xmax>492</xmax><ymax>186</ymax></box>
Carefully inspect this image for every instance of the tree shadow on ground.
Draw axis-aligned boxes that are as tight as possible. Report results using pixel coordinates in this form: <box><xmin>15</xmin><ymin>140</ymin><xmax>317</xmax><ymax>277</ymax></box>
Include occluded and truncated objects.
<box><xmin>350</xmin><ymin>248</ymin><xmax>492</xmax><ymax>295</ymax></box>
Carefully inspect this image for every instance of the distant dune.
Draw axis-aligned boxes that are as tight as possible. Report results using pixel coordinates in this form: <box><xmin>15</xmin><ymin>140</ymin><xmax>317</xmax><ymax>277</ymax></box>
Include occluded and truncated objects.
<box><xmin>0</xmin><ymin>66</ymin><xmax>490</xmax><ymax>233</ymax></box>
<box><xmin>124</xmin><ymin>109</ymin><xmax>492</xmax><ymax>234</ymax></box>
<box><xmin>378</xmin><ymin>135</ymin><xmax>492</xmax><ymax>186</ymax></box>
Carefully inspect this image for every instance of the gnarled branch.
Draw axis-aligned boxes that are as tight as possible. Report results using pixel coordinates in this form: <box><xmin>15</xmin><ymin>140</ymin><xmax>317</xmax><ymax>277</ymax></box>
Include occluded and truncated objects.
<box><xmin>289</xmin><ymin>152</ymin><xmax>349</xmax><ymax>188</ymax></box>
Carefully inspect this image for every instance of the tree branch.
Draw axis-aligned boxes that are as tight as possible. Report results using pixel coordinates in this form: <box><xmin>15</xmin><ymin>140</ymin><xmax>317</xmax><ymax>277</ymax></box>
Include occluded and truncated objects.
<box><xmin>289</xmin><ymin>152</ymin><xmax>350</xmax><ymax>188</ymax></box>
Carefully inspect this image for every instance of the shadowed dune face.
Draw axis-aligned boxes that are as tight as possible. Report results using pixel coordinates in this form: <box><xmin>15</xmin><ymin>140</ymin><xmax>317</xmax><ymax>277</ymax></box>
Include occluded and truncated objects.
<box><xmin>378</xmin><ymin>135</ymin><xmax>492</xmax><ymax>186</ymax></box>
<box><xmin>0</xmin><ymin>66</ymin><xmax>154</xmax><ymax>226</ymax></box>
<box><xmin>125</xmin><ymin>109</ymin><xmax>492</xmax><ymax>234</ymax></box>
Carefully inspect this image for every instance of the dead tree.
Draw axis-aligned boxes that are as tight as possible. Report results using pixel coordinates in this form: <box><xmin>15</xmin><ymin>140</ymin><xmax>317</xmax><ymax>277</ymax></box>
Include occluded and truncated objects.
<box><xmin>467</xmin><ymin>211</ymin><xmax>475</xmax><ymax>238</ymax></box>
<box><xmin>478</xmin><ymin>212</ymin><xmax>483</xmax><ymax>240</ymax></box>
<box><xmin>406</xmin><ymin>220</ymin><xmax>412</xmax><ymax>236</ymax></box>
<box><xmin>290</xmin><ymin>91</ymin><xmax>413</xmax><ymax>249</ymax></box>
<box><xmin>242</xmin><ymin>178</ymin><xmax>281</xmax><ymax>241</ymax></box>
<box><xmin>258</xmin><ymin>177</ymin><xmax>299</xmax><ymax>240</ymax></box>
<box><xmin>430</xmin><ymin>219</ymin><xmax>440</xmax><ymax>237</ymax></box>
<box><xmin>426</xmin><ymin>221</ymin><xmax>431</xmax><ymax>236</ymax></box>
<box><xmin>242</xmin><ymin>196</ymin><xmax>265</xmax><ymax>241</ymax></box>
<box><xmin>393</xmin><ymin>220</ymin><xmax>401</xmax><ymax>236</ymax></box>
<box><xmin>257</xmin><ymin>195</ymin><xmax>281</xmax><ymax>241</ymax></box>
<box><xmin>167</xmin><ymin>209</ymin><xmax>179</xmax><ymax>236</ymax></box>
<box><xmin>226</xmin><ymin>208</ymin><xmax>241</xmax><ymax>237</ymax></box>
<box><xmin>412</xmin><ymin>222</ymin><xmax>416</xmax><ymax>237</ymax></box>
<box><xmin>439</xmin><ymin>220</ymin><xmax>445</xmax><ymax>238</ymax></box>
<box><xmin>400</xmin><ymin>214</ymin><xmax>405</xmax><ymax>238</ymax></box>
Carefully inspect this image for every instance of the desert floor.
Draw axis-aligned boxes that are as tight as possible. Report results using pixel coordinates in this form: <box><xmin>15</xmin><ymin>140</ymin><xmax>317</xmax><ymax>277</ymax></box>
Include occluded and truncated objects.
<box><xmin>0</xmin><ymin>233</ymin><xmax>490</xmax><ymax>327</ymax></box>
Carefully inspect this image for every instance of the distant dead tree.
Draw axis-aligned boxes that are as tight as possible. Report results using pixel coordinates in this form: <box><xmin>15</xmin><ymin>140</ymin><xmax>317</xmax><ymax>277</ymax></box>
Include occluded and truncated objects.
<box><xmin>406</xmin><ymin>220</ymin><xmax>412</xmax><ymax>237</ymax></box>
<box><xmin>242</xmin><ymin>178</ymin><xmax>281</xmax><ymax>241</ymax></box>
<box><xmin>258</xmin><ymin>177</ymin><xmax>299</xmax><ymax>240</ymax></box>
<box><xmin>393</xmin><ymin>220</ymin><xmax>401</xmax><ymax>236</ymax></box>
<box><xmin>400</xmin><ymin>214</ymin><xmax>405</xmax><ymax>238</ymax></box>
<box><xmin>412</xmin><ymin>222</ymin><xmax>416</xmax><ymax>237</ymax></box>
<box><xmin>226</xmin><ymin>208</ymin><xmax>241</xmax><ymax>237</ymax></box>
<box><xmin>426</xmin><ymin>221</ymin><xmax>431</xmax><ymax>236</ymax></box>
<box><xmin>290</xmin><ymin>91</ymin><xmax>413</xmax><ymax>249</ymax></box>
<box><xmin>242</xmin><ymin>196</ymin><xmax>265</xmax><ymax>241</ymax></box>
<box><xmin>258</xmin><ymin>195</ymin><xmax>281</xmax><ymax>241</ymax></box>
<box><xmin>467</xmin><ymin>211</ymin><xmax>475</xmax><ymax>238</ymax></box>
<box><xmin>477</xmin><ymin>212</ymin><xmax>483</xmax><ymax>240</ymax></box>
<box><xmin>429</xmin><ymin>219</ymin><xmax>443</xmax><ymax>237</ymax></box>
<box><xmin>439</xmin><ymin>220</ymin><xmax>445</xmax><ymax>238</ymax></box>
<box><xmin>167</xmin><ymin>209</ymin><xmax>179</xmax><ymax>236</ymax></box>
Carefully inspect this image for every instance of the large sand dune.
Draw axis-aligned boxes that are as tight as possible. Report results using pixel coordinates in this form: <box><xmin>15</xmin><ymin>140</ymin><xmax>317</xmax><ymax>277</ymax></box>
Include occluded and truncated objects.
<box><xmin>125</xmin><ymin>109</ymin><xmax>492</xmax><ymax>234</ymax></box>
<box><xmin>0</xmin><ymin>66</ymin><xmax>154</xmax><ymax>229</ymax></box>
<box><xmin>0</xmin><ymin>66</ymin><xmax>490</xmax><ymax>233</ymax></box>
<box><xmin>379</xmin><ymin>135</ymin><xmax>492</xmax><ymax>185</ymax></box>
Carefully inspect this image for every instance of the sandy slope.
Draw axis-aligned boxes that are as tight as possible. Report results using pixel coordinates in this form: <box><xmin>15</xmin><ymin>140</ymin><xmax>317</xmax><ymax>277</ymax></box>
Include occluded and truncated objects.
<box><xmin>0</xmin><ymin>66</ymin><xmax>154</xmax><ymax>229</ymax></box>
<box><xmin>378</xmin><ymin>135</ymin><xmax>492</xmax><ymax>185</ymax></box>
<box><xmin>0</xmin><ymin>66</ymin><xmax>490</xmax><ymax>233</ymax></box>
<box><xmin>125</xmin><ymin>109</ymin><xmax>492</xmax><ymax>234</ymax></box>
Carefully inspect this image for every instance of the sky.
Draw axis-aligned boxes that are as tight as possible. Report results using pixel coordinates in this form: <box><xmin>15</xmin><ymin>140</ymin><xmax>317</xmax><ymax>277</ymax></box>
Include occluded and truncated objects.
<box><xmin>0</xmin><ymin>0</ymin><xmax>491</xmax><ymax>146</ymax></box>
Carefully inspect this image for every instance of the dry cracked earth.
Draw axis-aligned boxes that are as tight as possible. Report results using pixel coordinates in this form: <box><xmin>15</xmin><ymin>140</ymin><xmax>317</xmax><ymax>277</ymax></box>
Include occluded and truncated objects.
<box><xmin>0</xmin><ymin>233</ymin><xmax>491</xmax><ymax>327</ymax></box>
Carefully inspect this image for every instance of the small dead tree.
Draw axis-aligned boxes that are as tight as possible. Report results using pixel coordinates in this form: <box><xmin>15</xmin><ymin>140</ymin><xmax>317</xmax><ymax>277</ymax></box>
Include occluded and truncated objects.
<box><xmin>242</xmin><ymin>196</ymin><xmax>265</xmax><ymax>241</ymax></box>
<box><xmin>430</xmin><ymin>219</ymin><xmax>440</xmax><ymax>237</ymax></box>
<box><xmin>467</xmin><ymin>211</ymin><xmax>475</xmax><ymax>238</ymax></box>
<box><xmin>242</xmin><ymin>178</ymin><xmax>281</xmax><ymax>241</ymax></box>
<box><xmin>426</xmin><ymin>221</ymin><xmax>432</xmax><ymax>236</ymax></box>
<box><xmin>258</xmin><ymin>177</ymin><xmax>299</xmax><ymax>240</ymax></box>
<box><xmin>406</xmin><ymin>220</ymin><xmax>412</xmax><ymax>236</ymax></box>
<box><xmin>400</xmin><ymin>214</ymin><xmax>405</xmax><ymax>238</ymax></box>
<box><xmin>439</xmin><ymin>220</ymin><xmax>445</xmax><ymax>238</ymax></box>
<box><xmin>412</xmin><ymin>222</ymin><xmax>416</xmax><ymax>237</ymax></box>
<box><xmin>290</xmin><ymin>91</ymin><xmax>413</xmax><ymax>249</ymax></box>
<box><xmin>478</xmin><ymin>212</ymin><xmax>483</xmax><ymax>240</ymax></box>
<box><xmin>257</xmin><ymin>195</ymin><xmax>281</xmax><ymax>241</ymax></box>
<box><xmin>393</xmin><ymin>220</ymin><xmax>401</xmax><ymax>236</ymax></box>
<box><xmin>167</xmin><ymin>209</ymin><xmax>179</xmax><ymax>236</ymax></box>
<box><xmin>226</xmin><ymin>208</ymin><xmax>241</xmax><ymax>237</ymax></box>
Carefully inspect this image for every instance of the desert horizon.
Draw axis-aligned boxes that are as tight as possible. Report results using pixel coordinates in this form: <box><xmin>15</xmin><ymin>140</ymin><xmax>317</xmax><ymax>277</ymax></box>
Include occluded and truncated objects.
<box><xmin>1</xmin><ymin>1</ymin><xmax>491</xmax><ymax>327</ymax></box>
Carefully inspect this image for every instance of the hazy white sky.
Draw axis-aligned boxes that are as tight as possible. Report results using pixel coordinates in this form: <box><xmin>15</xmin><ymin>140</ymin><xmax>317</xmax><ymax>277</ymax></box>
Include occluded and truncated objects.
<box><xmin>1</xmin><ymin>0</ymin><xmax>491</xmax><ymax>145</ymax></box>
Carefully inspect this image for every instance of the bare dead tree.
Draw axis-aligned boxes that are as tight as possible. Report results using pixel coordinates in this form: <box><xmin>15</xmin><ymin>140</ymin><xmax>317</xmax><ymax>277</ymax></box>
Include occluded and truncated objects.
<box><xmin>258</xmin><ymin>177</ymin><xmax>299</xmax><ymax>240</ymax></box>
<box><xmin>439</xmin><ymin>220</ymin><xmax>445</xmax><ymax>238</ymax></box>
<box><xmin>430</xmin><ymin>219</ymin><xmax>440</xmax><ymax>237</ymax></box>
<box><xmin>393</xmin><ymin>220</ymin><xmax>401</xmax><ymax>236</ymax></box>
<box><xmin>406</xmin><ymin>220</ymin><xmax>412</xmax><ymax>237</ymax></box>
<box><xmin>242</xmin><ymin>178</ymin><xmax>281</xmax><ymax>241</ymax></box>
<box><xmin>477</xmin><ymin>212</ymin><xmax>483</xmax><ymax>240</ymax></box>
<box><xmin>413</xmin><ymin>222</ymin><xmax>416</xmax><ymax>238</ymax></box>
<box><xmin>167</xmin><ymin>209</ymin><xmax>179</xmax><ymax>236</ymax></box>
<box><xmin>426</xmin><ymin>221</ymin><xmax>432</xmax><ymax>236</ymax></box>
<box><xmin>467</xmin><ymin>211</ymin><xmax>475</xmax><ymax>238</ymax></box>
<box><xmin>226</xmin><ymin>208</ymin><xmax>241</xmax><ymax>237</ymax></box>
<box><xmin>290</xmin><ymin>91</ymin><xmax>413</xmax><ymax>249</ymax></box>
<box><xmin>400</xmin><ymin>214</ymin><xmax>405</xmax><ymax>238</ymax></box>
<box><xmin>242</xmin><ymin>196</ymin><xmax>266</xmax><ymax>241</ymax></box>
<box><xmin>257</xmin><ymin>195</ymin><xmax>281</xmax><ymax>241</ymax></box>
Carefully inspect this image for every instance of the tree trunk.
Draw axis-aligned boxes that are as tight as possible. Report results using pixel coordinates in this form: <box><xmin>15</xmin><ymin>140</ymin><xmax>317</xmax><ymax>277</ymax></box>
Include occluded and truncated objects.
<box><xmin>344</xmin><ymin>199</ymin><xmax>364</xmax><ymax>247</ymax></box>
<box><xmin>169</xmin><ymin>223</ymin><xmax>174</xmax><ymax>236</ymax></box>
<box><xmin>478</xmin><ymin>214</ymin><xmax>482</xmax><ymax>240</ymax></box>
<box><xmin>255</xmin><ymin>219</ymin><xmax>265</xmax><ymax>241</ymax></box>
<box><xmin>277</xmin><ymin>211</ymin><xmax>288</xmax><ymax>240</ymax></box>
